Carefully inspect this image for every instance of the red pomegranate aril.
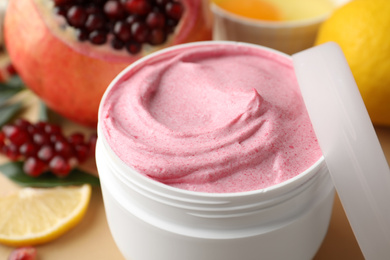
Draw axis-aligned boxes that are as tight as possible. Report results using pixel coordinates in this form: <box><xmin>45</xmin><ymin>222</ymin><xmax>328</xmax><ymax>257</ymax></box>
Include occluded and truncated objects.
<box><xmin>33</xmin><ymin>133</ymin><xmax>51</xmax><ymax>146</ymax></box>
<box><xmin>85</xmin><ymin>4</ymin><xmax>101</xmax><ymax>15</ymax></box>
<box><xmin>126</xmin><ymin>14</ymin><xmax>141</xmax><ymax>25</ymax></box>
<box><xmin>37</xmin><ymin>145</ymin><xmax>55</xmax><ymax>162</ymax></box>
<box><xmin>123</xmin><ymin>0</ymin><xmax>152</xmax><ymax>16</ymax></box>
<box><xmin>104</xmin><ymin>0</ymin><xmax>126</xmax><ymax>20</ymax></box>
<box><xmin>165</xmin><ymin>2</ymin><xmax>183</xmax><ymax>20</ymax></box>
<box><xmin>111</xmin><ymin>37</ymin><xmax>125</xmax><ymax>49</ymax></box>
<box><xmin>0</xmin><ymin>131</ymin><xmax>5</xmax><ymax>147</ymax></box>
<box><xmin>126</xmin><ymin>40</ymin><xmax>141</xmax><ymax>54</ymax></box>
<box><xmin>155</xmin><ymin>0</ymin><xmax>169</xmax><ymax>6</ymax></box>
<box><xmin>14</xmin><ymin>118</ymin><xmax>32</xmax><ymax>130</ymax></box>
<box><xmin>24</xmin><ymin>157</ymin><xmax>47</xmax><ymax>177</ymax></box>
<box><xmin>50</xmin><ymin>132</ymin><xmax>67</xmax><ymax>144</ymax></box>
<box><xmin>165</xmin><ymin>18</ymin><xmax>177</xmax><ymax>33</ymax></box>
<box><xmin>68</xmin><ymin>132</ymin><xmax>85</xmax><ymax>145</ymax></box>
<box><xmin>85</xmin><ymin>13</ymin><xmax>106</xmax><ymax>31</ymax></box>
<box><xmin>76</xmin><ymin>28</ymin><xmax>89</xmax><ymax>41</ymax></box>
<box><xmin>8</xmin><ymin>246</ymin><xmax>37</xmax><ymax>260</ymax></box>
<box><xmin>49</xmin><ymin>156</ymin><xmax>71</xmax><ymax>177</ymax></box>
<box><xmin>2</xmin><ymin>125</ymin><xmax>30</xmax><ymax>146</ymax></box>
<box><xmin>146</xmin><ymin>11</ymin><xmax>166</xmax><ymax>29</ymax></box>
<box><xmin>44</xmin><ymin>123</ymin><xmax>62</xmax><ymax>135</ymax></box>
<box><xmin>3</xmin><ymin>144</ymin><xmax>20</xmax><ymax>161</ymax></box>
<box><xmin>88</xmin><ymin>133</ymin><xmax>98</xmax><ymax>156</ymax></box>
<box><xmin>113</xmin><ymin>21</ymin><xmax>132</xmax><ymax>42</ymax></box>
<box><xmin>19</xmin><ymin>142</ymin><xmax>38</xmax><ymax>157</ymax></box>
<box><xmin>55</xmin><ymin>140</ymin><xmax>74</xmax><ymax>159</ymax></box>
<box><xmin>89</xmin><ymin>30</ymin><xmax>108</xmax><ymax>44</ymax></box>
<box><xmin>67</xmin><ymin>6</ymin><xmax>88</xmax><ymax>28</ymax></box>
<box><xmin>131</xmin><ymin>22</ymin><xmax>149</xmax><ymax>43</ymax></box>
<box><xmin>34</xmin><ymin>121</ymin><xmax>47</xmax><ymax>132</ymax></box>
<box><xmin>148</xmin><ymin>28</ymin><xmax>166</xmax><ymax>45</ymax></box>
<box><xmin>75</xmin><ymin>143</ymin><xmax>89</xmax><ymax>163</ymax></box>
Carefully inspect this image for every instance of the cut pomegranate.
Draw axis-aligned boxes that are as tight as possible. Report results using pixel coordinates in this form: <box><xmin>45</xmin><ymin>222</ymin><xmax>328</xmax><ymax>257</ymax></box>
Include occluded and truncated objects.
<box><xmin>5</xmin><ymin>0</ymin><xmax>212</xmax><ymax>126</ymax></box>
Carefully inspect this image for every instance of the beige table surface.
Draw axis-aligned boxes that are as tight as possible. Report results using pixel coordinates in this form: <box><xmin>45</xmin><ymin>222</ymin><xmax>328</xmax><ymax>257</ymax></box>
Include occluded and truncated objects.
<box><xmin>2</xmin><ymin>90</ymin><xmax>387</xmax><ymax>259</ymax></box>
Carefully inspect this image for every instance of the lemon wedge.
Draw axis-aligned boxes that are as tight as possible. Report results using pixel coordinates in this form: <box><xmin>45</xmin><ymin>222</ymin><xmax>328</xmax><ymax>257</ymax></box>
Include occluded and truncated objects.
<box><xmin>0</xmin><ymin>184</ymin><xmax>91</xmax><ymax>246</ymax></box>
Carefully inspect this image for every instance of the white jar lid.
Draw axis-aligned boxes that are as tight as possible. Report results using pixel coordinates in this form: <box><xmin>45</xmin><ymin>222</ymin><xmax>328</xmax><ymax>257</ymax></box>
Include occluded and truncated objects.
<box><xmin>293</xmin><ymin>42</ymin><xmax>390</xmax><ymax>259</ymax></box>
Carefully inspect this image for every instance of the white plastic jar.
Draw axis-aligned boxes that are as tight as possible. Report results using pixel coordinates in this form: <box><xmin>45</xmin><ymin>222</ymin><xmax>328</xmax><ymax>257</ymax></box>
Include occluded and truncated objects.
<box><xmin>96</xmin><ymin>42</ymin><xmax>335</xmax><ymax>260</ymax></box>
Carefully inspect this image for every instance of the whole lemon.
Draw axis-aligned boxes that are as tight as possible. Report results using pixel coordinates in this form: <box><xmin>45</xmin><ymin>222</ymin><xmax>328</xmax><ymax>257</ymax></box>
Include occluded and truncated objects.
<box><xmin>315</xmin><ymin>0</ymin><xmax>390</xmax><ymax>126</ymax></box>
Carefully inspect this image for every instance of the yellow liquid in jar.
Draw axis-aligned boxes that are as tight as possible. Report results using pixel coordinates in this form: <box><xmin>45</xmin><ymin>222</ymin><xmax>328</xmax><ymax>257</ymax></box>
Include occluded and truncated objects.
<box><xmin>213</xmin><ymin>0</ymin><xmax>335</xmax><ymax>21</ymax></box>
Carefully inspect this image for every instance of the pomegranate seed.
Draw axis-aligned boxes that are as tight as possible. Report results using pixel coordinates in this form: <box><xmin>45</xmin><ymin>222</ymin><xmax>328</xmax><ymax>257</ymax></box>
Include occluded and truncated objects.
<box><xmin>113</xmin><ymin>21</ymin><xmax>132</xmax><ymax>42</ymax></box>
<box><xmin>19</xmin><ymin>142</ymin><xmax>38</xmax><ymax>157</ymax></box>
<box><xmin>104</xmin><ymin>0</ymin><xmax>125</xmax><ymax>20</ymax></box>
<box><xmin>44</xmin><ymin>123</ymin><xmax>62</xmax><ymax>135</ymax></box>
<box><xmin>85</xmin><ymin>13</ymin><xmax>106</xmax><ymax>31</ymax></box>
<box><xmin>111</xmin><ymin>37</ymin><xmax>125</xmax><ymax>49</ymax></box>
<box><xmin>89</xmin><ymin>30</ymin><xmax>108</xmax><ymax>45</ymax></box>
<box><xmin>75</xmin><ymin>143</ymin><xmax>90</xmax><ymax>163</ymax></box>
<box><xmin>2</xmin><ymin>125</ymin><xmax>30</xmax><ymax>146</ymax></box>
<box><xmin>8</xmin><ymin>246</ymin><xmax>37</xmax><ymax>260</ymax></box>
<box><xmin>67</xmin><ymin>6</ymin><xmax>88</xmax><ymax>28</ymax></box>
<box><xmin>33</xmin><ymin>133</ymin><xmax>51</xmax><ymax>146</ymax></box>
<box><xmin>23</xmin><ymin>157</ymin><xmax>47</xmax><ymax>177</ymax></box>
<box><xmin>155</xmin><ymin>0</ymin><xmax>169</xmax><ymax>6</ymax></box>
<box><xmin>34</xmin><ymin>121</ymin><xmax>47</xmax><ymax>132</ymax></box>
<box><xmin>146</xmin><ymin>11</ymin><xmax>165</xmax><ymax>29</ymax></box>
<box><xmin>131</xmin><ymin>21</ymin><xmax>149</xmax><ymax>43</ymax></box>
<box><xmin>14</xmin><ymin>119</ymin><xmax>32</xmax><ymax>130</ymax></box>
<box><xmin>0</xmin><ymin>131</ymin><xmax>5</xmax><ymax>147</ymax></box>
<box><xmin>68</xmin><ymin>132</ymin><xmax>85</xmax><ymax>145</ymax></box>
<box><xmin>76</xmin><ymin>28</ymin><xmax>89</xmax><ymax>41</ymax></box>
<box><xmin>54</xmin><ymin>140</ymin><xmax>74</xmax><ymax>159</ymax></box>
<box><xmin>123</xmin><ymin>0</ymin><xmax>152</xmax><ymax>16</ymax></box>
<box><xmin>37</xmin><ymin>145</ymin><xmax>55</xmax><ymax>162</ymax></box>
<box><xmin>85</xmin><ymin>4</ymin><xmax>101</xmax><ymax>15</ymax></box>
<box><xmin>126</xmin><ymin>40</ymin><xmax>141</xmax><ymax>54</ymax></box>
<box><xmin>49</xmin><ymin>156</ymin><xmax>71</xmax><ymax>177</ymax></box>
<box><xmin>3</xmin><ymin>144</ymin><xmax>20</xmax><ymax>161</ymax></box>
<box><xmin>89</xmin><ymin>133</ymin><xmax>98</xmax><ymax>156</ymax></box>
<box><xmin>148</xmin><ymin>28</ymin><xmax>166</xmax><ymax>45</ymax></box>
<box><xmin>165</xmin><ymin>2</ymin><xmax>183</xmax><ymax>20</ymax></box>
<box><xmin>50</xmin><ymin>132</ymin><xmax>67</xmax><ymax>144</ymax></box>
<box><xmin>126</xmin><ymin>14</ymin><xmax>141</xmax><ymax>25</ymax></box>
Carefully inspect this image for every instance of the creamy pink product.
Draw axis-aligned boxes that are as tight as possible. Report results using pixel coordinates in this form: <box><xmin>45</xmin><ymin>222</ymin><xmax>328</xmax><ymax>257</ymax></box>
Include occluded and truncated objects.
<box><xmin>100</xmin><ymin>43</ymin><xmax>322</xmax><ymax>193</ymax></box>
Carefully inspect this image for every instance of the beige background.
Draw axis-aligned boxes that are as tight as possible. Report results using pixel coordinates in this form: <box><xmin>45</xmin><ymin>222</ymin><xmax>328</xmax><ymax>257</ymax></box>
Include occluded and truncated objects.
<box><xmin>2</xmin><ymin>90</ymin><xmax>386</xmax><ymax>259</ymax></box>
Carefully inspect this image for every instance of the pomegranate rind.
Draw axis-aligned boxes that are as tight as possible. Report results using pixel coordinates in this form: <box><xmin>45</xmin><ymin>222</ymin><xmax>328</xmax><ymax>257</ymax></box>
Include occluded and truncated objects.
<box><xmin>4</xmin><ymin>0</ymin><xmax>211</xmax><ymax>127</ymax></box>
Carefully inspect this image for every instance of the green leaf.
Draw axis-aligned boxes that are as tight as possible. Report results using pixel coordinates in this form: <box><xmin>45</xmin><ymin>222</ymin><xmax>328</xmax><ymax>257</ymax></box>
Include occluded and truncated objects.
<box><xmin>0</xmin><ymin>102</ymin><xmax>22</xmax><ymax>127</ymax></box>
<box><xmin>0</xmin><ymin>161</ymin><xmax>100</xmax><ymax>187</ymax></box>
<box><xmin>0</xmin><ymin>75</ymin><xmax>25</xmax><ymax>89</ymax></box>
<box><xmin>0</xmin><ymin>87</ymin><xmax>24</xmax><ymax>105</ymax></box>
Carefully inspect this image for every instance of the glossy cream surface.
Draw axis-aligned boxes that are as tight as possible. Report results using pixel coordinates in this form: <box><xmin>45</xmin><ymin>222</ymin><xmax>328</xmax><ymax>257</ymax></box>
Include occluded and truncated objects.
<box><xmin>100</xmin><ymin>43</ymin><xmax>321</xmax><ymax>193</ymax></box>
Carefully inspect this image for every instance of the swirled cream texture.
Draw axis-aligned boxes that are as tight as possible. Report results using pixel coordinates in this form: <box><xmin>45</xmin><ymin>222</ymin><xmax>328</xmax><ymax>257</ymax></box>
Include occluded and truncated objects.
<box><xmin>100</xmin><ymin>43</ymin><xmax>322</xmax><ymax>193</ymax></box>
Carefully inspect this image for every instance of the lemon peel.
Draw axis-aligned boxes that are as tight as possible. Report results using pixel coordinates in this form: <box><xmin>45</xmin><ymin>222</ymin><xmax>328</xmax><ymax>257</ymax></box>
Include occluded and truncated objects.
<box><xmin>0</xmin><ymin>184</ymin><xmax>91</xmax><ymax>246</ymax></box>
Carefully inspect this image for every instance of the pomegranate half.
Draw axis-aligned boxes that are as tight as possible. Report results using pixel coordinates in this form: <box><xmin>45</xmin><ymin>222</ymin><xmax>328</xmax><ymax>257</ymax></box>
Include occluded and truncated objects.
<box><xmin>4</xmin><ymin>0</ymin><xmax>212</xmax><ymax>127</ymax></box>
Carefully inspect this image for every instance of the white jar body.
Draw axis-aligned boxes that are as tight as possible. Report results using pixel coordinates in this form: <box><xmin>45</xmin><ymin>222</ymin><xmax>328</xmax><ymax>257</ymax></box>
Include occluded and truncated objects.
<box><xmin>96</xmin><ymin>136</ymin><xmax>335</xmax><ymax>260</ymax></box>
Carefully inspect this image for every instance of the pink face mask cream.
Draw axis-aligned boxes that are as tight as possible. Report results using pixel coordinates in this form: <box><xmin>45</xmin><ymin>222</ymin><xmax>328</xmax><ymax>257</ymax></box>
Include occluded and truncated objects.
<box><xmin>96</xmin><ymin>41</ymin><xmax>335</xmax><ymax>260</ymax></box>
